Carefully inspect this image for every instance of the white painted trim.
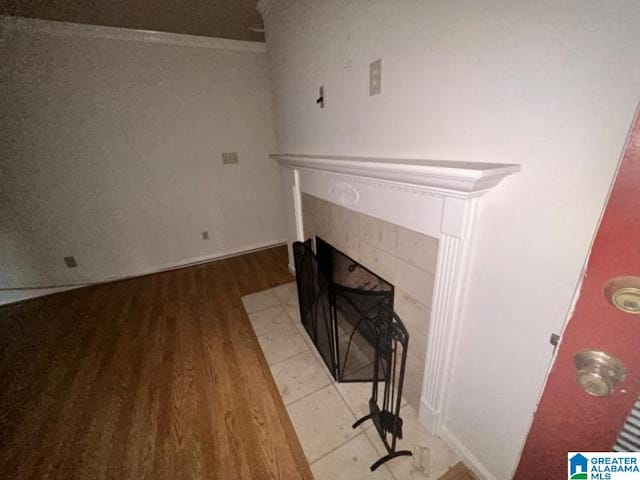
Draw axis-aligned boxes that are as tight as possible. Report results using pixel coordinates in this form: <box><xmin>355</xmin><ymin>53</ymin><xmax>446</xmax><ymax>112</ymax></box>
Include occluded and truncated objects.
<box><xmin>275</xmin><ymin>153</ymin><xmax>519</xmax><ymax>442</ymax></box>
<box><xmin>421</xmin><ymin>234</ymin><xmax>462</xmax><ymax>431</ymax></box>
<box><xmin>272</xmin><ymin>154</ymin><xmax>520</xmax><ymax>195</ymax></box>
<box><xmin>0</xmin><ymin>15</ymin><xmax>267</xmax><ymax>53</ymax></box>
<box><xmin>153</xmin><ymin>239</ymin><xmax>287</xmax><ymax>273</ymax></box>
<box><xmin>297</xmin><ymin>168</ymin><xmax>445</xmax><ymax>239</ymax></box>
<box><xmin>256</xmin><ymin>0</ymin><xmax>279</xmax><ymax>17</ymax></box>
<box><xmin>0</xmin><ymin>286</ymin><xmax>81</xmax><ymax>307</ymax></box>
<box><xmin>418</xmin><ymin>399</ymin><xmax>439</xmax><ymax>435</ymax></box>
<box><xmin>292</xmin><ymin>170</ymin><xmax>305</xmax><ymax>241</ymax></box>
<box><xmin>439</xmin><ymin>425</ymin><xmax>497</xmax><ymax>480</ymax></box>
<box><xmin>0</xmin><ymin>239</ymin><xmax>287</xmax><ymax>305</ymax></box>
<box><xmin>421</xmin><ymin>198</ymin><xmax>479</xmax><ymax>434</ymax></box>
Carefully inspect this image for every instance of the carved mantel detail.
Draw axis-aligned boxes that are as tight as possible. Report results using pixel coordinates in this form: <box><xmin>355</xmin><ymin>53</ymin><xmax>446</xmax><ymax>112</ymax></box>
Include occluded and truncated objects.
<box><xmin>329</xmin><ymin>181</ymin><xmax>360</xmax><ymax>206</ymax></box>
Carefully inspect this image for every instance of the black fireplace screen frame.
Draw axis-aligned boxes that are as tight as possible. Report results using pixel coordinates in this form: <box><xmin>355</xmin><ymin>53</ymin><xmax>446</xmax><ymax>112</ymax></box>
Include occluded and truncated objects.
<box><xmin>293</xmin><ymin>236</ymin><xmax>413</xmax><ymax>469</ymax></box>
<box><xmin>293</xmin><ymin>236</ymin><xmax>395</xmax><ymax>383</ymax></box>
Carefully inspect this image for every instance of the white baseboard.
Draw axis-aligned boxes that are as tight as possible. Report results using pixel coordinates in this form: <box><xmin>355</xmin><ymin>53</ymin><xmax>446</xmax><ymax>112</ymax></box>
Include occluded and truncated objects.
<box><xmin>153</xmin><ymin>239</ymin><xmax>288</xmax><ymax>274</ymax></box>
<box><xmin>419</xmin><ymin>397</ymin><xmax>440</xmax><ymax>433</ymax></box>
<box><xmin>0</xmin><ymin>240</ymin><xmax>287</xmax><ymax>306</ymax></box>
<box><xmin>438</xmin><ymin>425</ymin><xmax>497</xmax><ymax>480</ymax></box>
<box><xmin>0</xmin><ymin>286</ymin><xmax>81</xmax><ymax>306</ymax></box>
<box><xmin>418</xmin><ymin>385</ymin><xmax>496</xmax><ymax>480</ymax></box>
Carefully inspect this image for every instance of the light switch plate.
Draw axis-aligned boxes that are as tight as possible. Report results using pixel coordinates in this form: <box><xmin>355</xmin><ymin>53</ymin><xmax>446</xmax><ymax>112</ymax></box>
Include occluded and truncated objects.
<box><xmin>370</xmin><ymin>59</ymin><xmax>382</xmax><ymax>96</ymax></box>
<box><xmin>222</xmin><ymin>152</ymin><xmax>239</xmax><ymax>165</ymax></box>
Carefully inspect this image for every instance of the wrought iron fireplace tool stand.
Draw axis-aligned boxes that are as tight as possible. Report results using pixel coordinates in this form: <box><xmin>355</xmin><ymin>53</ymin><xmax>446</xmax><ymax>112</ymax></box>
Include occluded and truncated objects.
<box><xmin>352</xmin><ymin>304</ymin><xmax>412</xmax><ymax>471</ymax></box>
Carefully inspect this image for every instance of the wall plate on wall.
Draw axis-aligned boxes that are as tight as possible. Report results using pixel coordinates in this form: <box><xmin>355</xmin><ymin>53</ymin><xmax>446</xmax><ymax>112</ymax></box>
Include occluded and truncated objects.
<box><xmin>370</xmin><ymin>59</ymin><xmax>382</xmax><ymax>96</ymax></box>
<box><xmin>222</xmin><ymin>152</ymin><xmax>239</xmax><ymax>165</ymax></box>
<box><xmin>63</xmin><ymin>256</ymin><xmax>78</xmax><ymax>268</ymax></box>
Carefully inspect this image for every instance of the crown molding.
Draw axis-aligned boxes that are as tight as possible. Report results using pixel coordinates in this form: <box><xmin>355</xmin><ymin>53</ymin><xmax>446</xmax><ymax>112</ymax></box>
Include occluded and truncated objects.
<box><xmin>256</xmin><ymin>0</ymin><xmax>279</xmax><ymax>17</ymax></box>
<box><xmin>271</xmin><ymin>153</ymin><xmax>521</xmax><ymax>196</ymax></box>
<box><xmin>0</xmin><ymin>15</ymin><xmax>267</xmax><ymax>53</ymax></box>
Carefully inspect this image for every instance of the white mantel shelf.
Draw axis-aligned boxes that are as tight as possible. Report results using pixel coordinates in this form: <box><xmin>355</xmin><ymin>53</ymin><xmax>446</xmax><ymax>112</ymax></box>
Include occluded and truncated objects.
<box><xmin>276</xmin><ymin>152</ymin><xmax>520</xmax><ymax>441</ymax></box>
<box><xmin>271</xmin><ymin>153</ymin><xmax>521</xmax><ymax>195</ymax></box>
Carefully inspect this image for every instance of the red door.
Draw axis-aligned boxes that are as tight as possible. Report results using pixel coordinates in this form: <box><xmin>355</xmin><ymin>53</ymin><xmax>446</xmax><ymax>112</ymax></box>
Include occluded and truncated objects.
<box><xmin>515</xmin><ymin>105</ymin><xmax>640</xmax><ymax>479</ymax></box>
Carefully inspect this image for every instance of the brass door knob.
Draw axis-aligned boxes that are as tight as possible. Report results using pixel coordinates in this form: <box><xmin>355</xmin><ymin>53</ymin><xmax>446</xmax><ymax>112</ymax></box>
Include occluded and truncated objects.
<box><xmin>574</xmin><ymin>350</ymin><xmax>626</xmax><ymax>397</ymax></box>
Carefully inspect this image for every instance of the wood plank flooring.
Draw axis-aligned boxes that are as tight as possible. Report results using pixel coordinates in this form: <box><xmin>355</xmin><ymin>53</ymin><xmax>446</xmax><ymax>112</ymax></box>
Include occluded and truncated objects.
<box><xmin>0</xmin><ymin>246</ymin><xmax>313</xmax><ymax>480</ymax></box>
<box><xmin>438</xmin><ymin>462</ymin><xmax>477</xmax><ymax>480</ymax></box>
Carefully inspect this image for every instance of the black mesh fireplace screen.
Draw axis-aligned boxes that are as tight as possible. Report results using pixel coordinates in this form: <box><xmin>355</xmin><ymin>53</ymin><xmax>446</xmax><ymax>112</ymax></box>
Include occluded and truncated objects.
<box><xmin>293</xmin><ymin>237</ymin><xmax>394</xmax><ymax>382</ymax></box>
<box><xmin>293</xmin><ymin>236</ymin><xmax>412</xmax><ymax>470</ymax></box>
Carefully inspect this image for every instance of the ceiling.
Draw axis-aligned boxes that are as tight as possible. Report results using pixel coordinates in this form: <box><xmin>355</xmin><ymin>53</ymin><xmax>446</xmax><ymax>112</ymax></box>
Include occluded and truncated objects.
<box><xmin>0</xmin><ymin>0</ymin><xmax>265</xmax><ymax>42</ymax></box>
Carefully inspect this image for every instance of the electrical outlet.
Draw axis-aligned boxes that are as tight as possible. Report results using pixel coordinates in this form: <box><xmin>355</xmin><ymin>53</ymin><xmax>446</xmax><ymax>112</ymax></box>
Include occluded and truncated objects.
<box><xmin>222</xmin><ymin>152</ymin><xmax>239</xmax><ymax>165</ymax></box>
<box><xmin>63</xmin><ymin>256</ymin><xmax>78</xmax><ymax>268</ymax></box>
<box><xmin>370</xmin><ymin>59</ymin><xmax>382</xmax><ymax>96</ymax></box>
<box><xmin>201</xmin><ymin>231</ymin><xmax>209</xmax><ymax>240</ymax></box>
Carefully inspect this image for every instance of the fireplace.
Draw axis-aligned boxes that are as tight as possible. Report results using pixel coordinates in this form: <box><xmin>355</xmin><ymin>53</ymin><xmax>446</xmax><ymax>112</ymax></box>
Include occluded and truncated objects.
<box><xmin>274</xmin><ymin>153</ymin><xmax>520</xmax><ymax>434</ymax></box>
<box><xmin>293</xmin><ymin>236</ymin><xmax>395</xmax><ymax>382</ymax></box>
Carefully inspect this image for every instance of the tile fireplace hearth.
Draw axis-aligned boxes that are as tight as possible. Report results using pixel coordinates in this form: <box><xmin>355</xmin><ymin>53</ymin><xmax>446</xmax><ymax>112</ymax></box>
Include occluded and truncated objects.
<box><xmin>242</xmin><ymin>283</ymin><xmax>461</xmax><ymax>479</ymax></box>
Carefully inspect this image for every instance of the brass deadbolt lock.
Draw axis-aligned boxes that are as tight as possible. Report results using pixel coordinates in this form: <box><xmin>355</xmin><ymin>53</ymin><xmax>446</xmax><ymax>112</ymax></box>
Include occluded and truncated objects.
<box><xmin>604</xmin><ymin>276</ymin><xmax>640</xmax><ymax>314</ymax></box>
<box><xmin>574</xmin><ymin>350</ymin><xmax>626</xmax><ymax>397</ymax></box>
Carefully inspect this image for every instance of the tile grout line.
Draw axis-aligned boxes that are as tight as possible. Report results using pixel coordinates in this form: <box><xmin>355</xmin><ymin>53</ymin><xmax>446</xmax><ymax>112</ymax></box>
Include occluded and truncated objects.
<box><xmin>243</xmin><ymin>303</ymin><xmax>283</xmax><ymax>315</ymax></box>
<box><xmin>286</xmin><ymin>383</ymin><xmax>342</xmax><ymax>416</ymax></box>
<box><xmin>246</xmin><ymin>293</ymin><xmax>333</xmax><ymax>407</ymax></box>
<box><xmin>361</xmin><ymin>428</ymin><xmax>400</xmax><ymax>480</ymax></box>
<box><xmin>246</xmin><ymin>287</ymin><xmax>456</xmax><ymax>479</ymax></box>
<box><xmin>264</xmin><ymin>343</ymin><xmax>311</xmax><ymax>370</ymax></box>
<box><xmin>253</xmin><ymin>310</ymin><xmax>299</xmax><ymax>339</ymax></box>
<box><xmin>308</xmin><ymin>430</ymin><xmax>368</xmax><ymax>467</ymax></box>
<box><xmin>326</xmin><ymin>361</ymin><xmax>401</xmax><ymax>479</ymax></box>
<box><xmin>281</xmin><ymin>301</ymin><xmax>339</xmax><ymax>378</ymax></box>
<box><xmin>247</xmin><ymin>289</ymin><xmax>398</xmax><ymax>478</ymax></box>
<box><xmin>307</xmin><ymin>421</ymin><xmax>396</xmax><ymax>480</ymax></box>
<box><xmin>241</xmin><ymin>282</ymin><xmax>298</xmax><ymax>315</ymax></box>
<box><xmin>279</xmin><ymin>343</ymin><xmax>334</xmax><ymax>407</ymax></box>
<box><xmin>277</xmin><ymin>294</ymin><xmax>378</xmax><ymax>431</ymax></box>
<box><xmin>333</xmin><ymin>382</ymin><xmax>376</xmax><ymax>433</ymax></box>
<box><xmin>277</xmin><ymin>296</ymin><xmax>400</xmax><ymax>478</ymax></box>
<box><xmin>277</xmin><ymin>337</ymin><xmax>391</xmax><ymax>473</ymax></box>
<box><xmin>282</xmin><ymin>377</ymin><xmax>333</xmax><ymax>407</ymax></box>
<box><xmin>243</xmin><ymin>293</ymin><xmax>311</xmax><ymax>370</ymax></box>
<box><xmin>268</xmin><ymin>345</ymin><xmax>311</xmax><ymax>370</ymax></box>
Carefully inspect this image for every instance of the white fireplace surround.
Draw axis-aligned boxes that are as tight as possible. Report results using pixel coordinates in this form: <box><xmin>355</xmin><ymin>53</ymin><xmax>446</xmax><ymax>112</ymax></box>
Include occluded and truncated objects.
<box><xmin>274</xmin><ymin>153</ymin><xmax>520</xmax><ymax>436</ymax></box>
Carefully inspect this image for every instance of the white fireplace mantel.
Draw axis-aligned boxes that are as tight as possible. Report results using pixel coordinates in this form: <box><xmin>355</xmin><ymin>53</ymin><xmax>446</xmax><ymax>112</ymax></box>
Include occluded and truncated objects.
<box><xmin>272</xmin><ymin>154</ymin><xmax>520</xmax><ymax>195</ymax></box>
<box><xmin>274</xmin><ymin>153</ymin><xmax>520</xmax><ymax>435</ymax></box>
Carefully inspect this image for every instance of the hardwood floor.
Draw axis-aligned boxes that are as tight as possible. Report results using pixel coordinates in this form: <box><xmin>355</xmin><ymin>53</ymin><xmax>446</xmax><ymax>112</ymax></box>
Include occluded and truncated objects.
<box><xmin>0</xmin><ymin>246</ymin><xmax>313</xmax><ymax>480</ymax></box>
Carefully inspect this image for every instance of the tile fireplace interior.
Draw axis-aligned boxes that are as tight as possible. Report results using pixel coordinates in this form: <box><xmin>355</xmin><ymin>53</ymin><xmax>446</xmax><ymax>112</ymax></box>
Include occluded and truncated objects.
<box><xmin>241</xmin><ymin>283</ymin><xmax>460</xmax><ymax>479</ymax></box>
<box><xmin>301</xmin><ymin>193</ymin><xmax>439</xmax><ymax>410</ymax></box>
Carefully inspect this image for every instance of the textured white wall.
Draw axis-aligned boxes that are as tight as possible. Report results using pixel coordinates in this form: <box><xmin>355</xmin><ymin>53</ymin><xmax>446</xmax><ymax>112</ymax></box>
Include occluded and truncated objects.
<box><xmin>0</xmin><ymin>17</ymin><xmax>285</xmax><ymax>304</ymax></box>
<box><xmin>260</xmin><ymin>1</ymin><xmax>640</xmax><ymax>477</ymax></box>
